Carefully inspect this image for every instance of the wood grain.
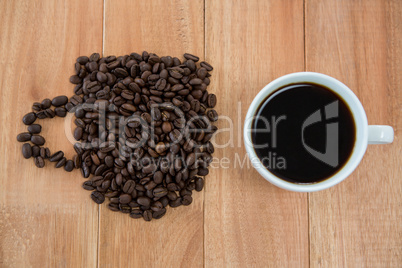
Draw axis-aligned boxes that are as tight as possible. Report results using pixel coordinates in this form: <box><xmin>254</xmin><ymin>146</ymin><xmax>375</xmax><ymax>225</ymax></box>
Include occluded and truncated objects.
<box><xmin>0</xmin><ymin>0</ymin><xmax>102</xmax><ymax>267</ymax></box>
<box><xmin>306</xmin><ymin>0</ymin><xmax>402</xmax><ymax>267</ymax></box>
<box><xmin>204</xmin><ymin>0</ymin><xmax>309</xmax><ymax>267</ymax></box>
<box><xmin>99</xmin><ymin>1</ymin><xmax>205</xmax><ymax>267</ymax></box>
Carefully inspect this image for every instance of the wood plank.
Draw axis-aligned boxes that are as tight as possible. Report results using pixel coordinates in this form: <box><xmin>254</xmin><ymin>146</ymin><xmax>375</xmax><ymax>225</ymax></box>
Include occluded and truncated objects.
<box><xmin>306</xmin><ymin>0</ymin><xmax>402</xmax><ymax>267</ymax></box>
<box><xmin>100</xmin><ymin>1</ymin><xmax>205</xmax><ymax>267</ymax></box>
<box><xmin>0</xmin><ymin>0</ymin><xmax>102</xmax><ymax>267</ymax></box>
<box><xmin>204</xmin><ymin>0</ymin><xmax>309</xmax><ymax>267</ymax></box>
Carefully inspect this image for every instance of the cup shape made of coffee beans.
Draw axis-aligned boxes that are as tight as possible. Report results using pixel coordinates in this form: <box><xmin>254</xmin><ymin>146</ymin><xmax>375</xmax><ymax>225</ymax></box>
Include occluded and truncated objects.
<box><xmin>17</xmin><ymin>52</ymin><xmax>217</xmax><ymax>221</ymax></box>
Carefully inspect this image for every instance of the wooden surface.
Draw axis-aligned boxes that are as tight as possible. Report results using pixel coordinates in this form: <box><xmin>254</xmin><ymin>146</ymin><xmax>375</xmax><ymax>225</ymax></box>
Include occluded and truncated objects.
<box><xmin>0</xmin><ymin>0</ymin><xmax>400</xmax><ymax>267</ymax></box>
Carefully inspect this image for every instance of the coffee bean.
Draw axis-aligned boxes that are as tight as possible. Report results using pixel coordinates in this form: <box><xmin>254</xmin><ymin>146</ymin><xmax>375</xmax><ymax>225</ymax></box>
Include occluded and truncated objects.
<box><xmin>181</xmin><ymin>195</ymin><xmax>193</xmax><ymax>206</ymax></box>
<box><xmin>31</xmin><ymin>135</ymin><xmax>45</xmax><ymax>146</ymax></box>
<box><xmin>52</xmin><ymin>96</ymin><xmax>68</xmax><ymax>107</ymax></box>
<box><xmin>55</xmin><ymin>157</ymin><xmax>66</xmax><ymax>168</ymax></box>
<box><xmin>143</xmin><ymin>210</ymin><xmax>153</xmax><ymax>221</ymax></box>
<box><xmin>64</xmin><ymin>160</ymin><xmax>74</xmax><ymax>172</ymax></box>
<box><xmin>17</xmin><ymin>132</ymin><xmax>31</xmax><ymax>142</ymax></box>
<box><xmin>49</xmin><ymin>151</ymin><xmax>64</xmax><ymax>162</ymax></box>
<box><xmin>183</xmin><ymin>53</ymin><xmax>199</xmax><ymax>62</ymax></box>
<box><xmin>55</xmin><ymin>107</ymin><xmax>67</xmax><ymax>117</ymax></box>
<box><xmin>27</xmin><ymin>124</ymin><xmax>42</xmax><ymax>134</ymax></box>
<box><xmin>153</xmin><ymin>208</ymin><xmax>166</xmax><ymax>219</ymax></box>
<box><xmin>22</xmin><ymin>143</ymin><xmax>32</xmax><ymax>159</ymax></box>
<box><xmin>34</xmin><ymin>156</ymin><xmax>45</xmax><ymax>168</ymax></box>
<box><xmin>91</xmin><ymin>191</ymin><xmax>105</xmax><ymax>204</ymax></box>
<box><xmin>207</xmin><ymin>94</ymin><xmax>217</xmax><ymax>108</ymax></box>
<box><xmin>200</xmin><ymin>61</ymin><xmax>213</xmax><ymax>71</ymax></box>
<box><xmin>73</xmin><ymin>154</ymin><xmax>81</xmax><ymax>169</ymax></box>
<box><xmin>119</xmin><ymin>194</ymin><xmax>132</xmax><ymax>204</ymax></box>
<box><xmin>41</xmin><ymin>98</ymin><xmax>52</xmax><ymax>109</ymax></box>
<box><xmin>32</xmin><ymin>146</ymin><xmax>40</xmax><ymax>157</ymax></box>
<box><xmin>137</xmin><ymin>196</ymin><xmax>151</xmax><ymax>207</ymax></box>
<box><xmin>207</xmin><ymin>109</ymin><xmax>218</xmax><ymax>122</ymax></box>
<box><xmin>22</xmin><ymin>112</ymin><xmax>36</xmax><ymax>125</ymax></box>
<box><xmin>129</xmin><ymin>209</ymin><xmax>143</xmax><ymax>219</ymax></box>
<box><xmin>195</xmin><ymin>177</ymin><xmax>204</xmax><ymax>191</ymax></box>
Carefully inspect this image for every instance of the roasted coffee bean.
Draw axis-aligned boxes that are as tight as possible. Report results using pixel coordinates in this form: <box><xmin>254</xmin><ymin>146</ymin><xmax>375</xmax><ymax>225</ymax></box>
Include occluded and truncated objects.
<box><xmin>130</xmin><ymin>209</ymin><xmax>143</xmax><ymax>219</ymax></box>
<box><xmin>137</xmin><ymin>196</ymin><xmax>151</xmax><ymax>207</ymax></box>
<box><xmin>27</xmin><ymin>124</ymin><xmax>42</xmax><ymax>134</ymax></box>
<box><xmin>32</xmin><ymin>146</ymin><xmax>40</xmax><ymax>157</ymax></box>
<box><xmin>200</xmin><ymin>61</ymin><xmax>213</xmax><ymax>71</ymax></box>
<box><xmin>41</xmin><ymin>98</ymin><xmax>52</xmax><ymax>109</ymax></box>
<box><xmin>22</xmin><ymin>143</ymin><xmax>32</xmax><ymax>159</ymax></box>
<box><xmin>55</xmin><ymin>157</ymin><xmax>66</xmax><ymax>168</ymax></box>
<box><xmin>181</xmin><ymin>195</ymin><xmax>193</xmax><ymax>206</ymax></box>
<box><xmin>207</xmin><ymin>109</ymin><xmax>218</xmax><ymax>122</ymax></box>
<box><xmin>183</xmin><ymin>53</ymin><xmax>199</xmax><ymax>62</ymax></box>
<box><xmin>153</xmin><ymin>208</ymin><xmax>167</xmax><ymax>219</ymax></box>
<box><xmin>91</xmin><ymin>191</ymin><xmax>105</xmax><ymax>204</ymax></box>
<box><xmin>49</xmin><ymin>151</ymin><xmax>64</xmax><ymax>162</ymax></box>
<box><xmin>55</xmin><ymin>107</ymin><xmax>67</xmax><ymax>117</ymax></box>
<box><xmin>73</xmin><ymin>154</ymin><xmax>81</xmax><ymax>169</ymax></box>
<box><xmin>195</xmin><ymin>177</ymin><xmax>204</xmax><ymax>191</ymax></box>
<box><xmin>52</xmin><ymin>95</ymin><xmax>68</xmax><ymax>107</ymax></box>
<box><xmin>32</xmin><ymin>102</ymin><xmax>42</xmax><ymax>112</ymax></box>
<box><xmin>64</xmin><ymin>160</ymin><xmax>74</xmax><ymax>172</ymax></box>
<box><xmin>207</xmin><ymin>94</ymin><xmax>217</xmax><ymax>108</ymax></box>
<box><xmin>17</xmin><ymin>132</ymin><xmax>31</xmax><ymax>142</ymax></box>
<box><xmin>143</xmin><ymin>210</ymin><xmax>153</xmax><ymax>221</ymax></box>
<box><xmin>22</xmin><ymin>112</ymin><xmax>36</xmax><ymax>125</ymax></box>
<box><xmin>34</xmin><ymin>156</ymin><xmax>45</xmax><ymax>168</ymax></box>
<box><xmin>31</xmin><ymin>135</ymin><xmax>45</xmax><ymax>146</ymax></box>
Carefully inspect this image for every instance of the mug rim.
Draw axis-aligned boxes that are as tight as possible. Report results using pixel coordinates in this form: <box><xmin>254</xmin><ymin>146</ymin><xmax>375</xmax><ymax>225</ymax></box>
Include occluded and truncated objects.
<box><xmin>243</xmin><ymin>72</ymin><xmax>368</xmax><ymax>192</ymax></box>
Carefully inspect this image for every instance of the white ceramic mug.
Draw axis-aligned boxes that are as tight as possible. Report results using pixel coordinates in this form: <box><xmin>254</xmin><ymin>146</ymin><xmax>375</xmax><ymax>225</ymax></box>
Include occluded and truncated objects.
<box><xmin>243</xmin><ymin>72</ymin><xmax>394</xmax><ymax>192</ymax></box>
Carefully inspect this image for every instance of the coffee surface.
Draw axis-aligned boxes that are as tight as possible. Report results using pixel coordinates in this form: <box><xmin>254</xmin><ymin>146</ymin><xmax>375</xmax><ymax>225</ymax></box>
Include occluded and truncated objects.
<box><xmin>252</xmin><ymin>83</ymin><xmax>356</xmax><ymax>183</ymax></box>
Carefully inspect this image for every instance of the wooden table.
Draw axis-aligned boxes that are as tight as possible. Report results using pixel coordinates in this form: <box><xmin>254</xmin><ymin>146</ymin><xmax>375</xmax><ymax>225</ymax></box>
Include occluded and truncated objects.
<box><xmin>0</xmin><ymin>0</ymin><xmax>400</xmax><ymax>267</ymax></box>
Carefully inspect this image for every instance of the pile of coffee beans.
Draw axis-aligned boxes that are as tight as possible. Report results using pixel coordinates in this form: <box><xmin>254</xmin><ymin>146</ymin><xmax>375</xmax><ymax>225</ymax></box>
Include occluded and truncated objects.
<box><xmin>17</xmin><ymin>52</ymin><xmax>217</xmax><ymax>221</ymax></box>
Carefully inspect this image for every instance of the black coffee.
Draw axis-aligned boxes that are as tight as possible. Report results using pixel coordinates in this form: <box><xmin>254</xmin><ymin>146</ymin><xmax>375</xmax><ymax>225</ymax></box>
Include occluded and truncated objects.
<box><xmin>252</xmin><ymin>83</ymin><xmax>355</xmax><ymax>183</ymax></box>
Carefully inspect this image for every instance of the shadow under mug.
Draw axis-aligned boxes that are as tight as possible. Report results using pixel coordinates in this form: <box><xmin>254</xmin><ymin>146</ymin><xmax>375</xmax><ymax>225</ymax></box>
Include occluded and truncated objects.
<box><xmin>243</xmin><ymin>72</ymin><xmax>394</xmax><ymax>192</ymax></box>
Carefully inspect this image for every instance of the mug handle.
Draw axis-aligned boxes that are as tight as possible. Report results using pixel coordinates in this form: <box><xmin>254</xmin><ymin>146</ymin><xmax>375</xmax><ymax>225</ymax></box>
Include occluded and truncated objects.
<box><xmin>368</xmin><ymin>125</ymin><xmax>394</xmax><ymax>144</ymax></box>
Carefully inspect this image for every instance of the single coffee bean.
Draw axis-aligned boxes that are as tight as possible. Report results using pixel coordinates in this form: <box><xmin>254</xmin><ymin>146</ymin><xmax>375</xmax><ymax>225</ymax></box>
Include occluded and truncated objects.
<box><xmin>22</xmin><ymin>112</ymin><xmax>36</xmax><ymax>125</ymax></box>
<box><xmin>137</xmin><ymin>196</ymin><xmax>151</xmax><ymax>207</ymax></box>
<box><xmin>119</xmin><ymin>194</ymin><xmax>132</xmax><ymax>204</ymax></box>
<box><xmin>32</xmin><ymin>102</ymin><xmax>42</xmax><ymax>112</ymax></box>
<box><xmin>73</xmin><ymin>154</ymin><xmax>81</xmax><ymax>169</ymax></box>
<box><xmin>22</xmin><ymin>143</ymin><xmax>32</xmax><ymax>159</ymax></box>
<box><xmin>31</xmin><ymin>135</ymin><xmax>45</xmax><ymax>146</ymax></box>
<box><xmin>152</xmin><ymin>208</ymin><xmax>166</xmax><ymax>219</ymax></box>
<box><xmin>200</xmin><ymin>61</ymin><xmax>213</xmax><ymax>71</ymax></box>
<box><xmin>207</xmin><ymin>109</ymin><xmax>218</xmax><ymax>122</ymax></box>
<box><xmin>32</xmin><ymin>146</ymin><xmax>40</xmax><ymax>157</ymax></box>
<box><xmin>195</xmin><ymin>177</ymin><xmax>204</xmax><ymax>191</ymax></box>
<box><xmin>49</xmin><ymin>151</ymin><xmax>64</xmax><ymax>162</ymax></box>
<box><xmin>17</xmin><ymin>132</ymin><xmax>31</xmax><ymax>142</ymax></box>
<box><xmin>183</xmin><ymin>53</ymin><xmax>199</xmax><ymax>62</ymax></box>
<box><xmin>64</xmin><ymin>160</ymin><xmax>74</xmax><ymax>172</ymax></box>
<box><xmin>41</xmin><ymin>98</ymin><xmax>52</xmax><ymax>109</ymax></box>
<box><xmin>52</xmin><ymin>95</ymin><xmax>68</xmax><ymax>107</ymax></box>
<box><xmin>34</xmin><ymin>156</ymin><xmax>45</xmax><ymax>168</ymax></box>
<box><xmin>207</xmin><ymin>94</ymin><xmax>217</xmax><ymax>108</ymax></box>
<box><xmin>27</xmin><ymin>124</ymin><xmax>42</xmax><ymax>134</ymax></box>
<box><xmin>143</xmin><ymin>210</ymin><xmax>153</xmax><ymax>221</ymax></box>
<box><xmin>130</xmin><ymin>209</ymin><xmax>143</xmax><ymax>219</ymax></box>
<box><xmin>55</xmin><ymin>157</ymin><xmax>67</xmax><ymax>168</ymax></box>
<box><xmin>55</xmin><ymin>107</ymin><xmax>67</xmax><ymax>117</ymax></box>
<box><xmin>181</xmin><ymin>195</ymin><xmax>193</xmax><ymax>206</ymax></box>
<box><xmin>91</xmin><ymin>191</ymin><xmax>105</xmax><ymax>204</ymax></box>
